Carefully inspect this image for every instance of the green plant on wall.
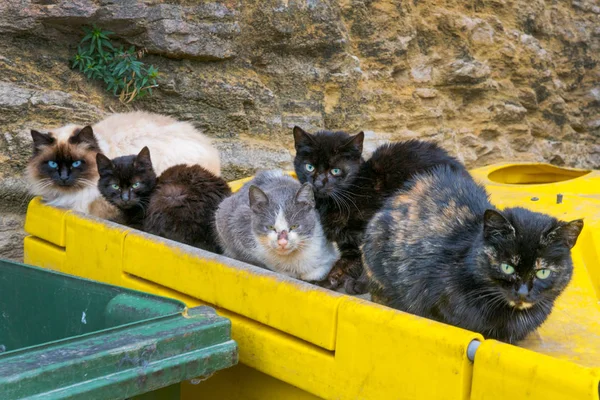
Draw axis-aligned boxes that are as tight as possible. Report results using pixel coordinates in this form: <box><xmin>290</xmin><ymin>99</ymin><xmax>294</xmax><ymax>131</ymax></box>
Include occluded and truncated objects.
<box><xmin>72</xmin><ymin>26</ymin><xmax>159</xmax><ymax>103</ymax></box>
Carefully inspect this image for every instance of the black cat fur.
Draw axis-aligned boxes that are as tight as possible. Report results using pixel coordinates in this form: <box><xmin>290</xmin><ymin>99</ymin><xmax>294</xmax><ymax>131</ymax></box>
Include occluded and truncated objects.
<box><xmin>98</xmin><ymin>147</ymin><xmax>231</xmax><ymax>252</ymax></box>
<box><xmin>293</xmin><ymin>126</ymin><xmax>468</xmax><ymax>293</ymax></box>
<box><xmin>362</xmin><ymin>165</ymin><xmax>583</xmax><ymax>343</ymax></box>
<box><xmin>96</xmin><ymin>147</ymin><xmax>156</xmax><ymax>229</ymax></box>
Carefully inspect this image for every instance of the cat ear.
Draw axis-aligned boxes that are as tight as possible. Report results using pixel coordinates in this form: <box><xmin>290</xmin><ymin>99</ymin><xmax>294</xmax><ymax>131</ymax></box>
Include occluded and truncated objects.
<box><xmin>31</xmin><ymin>130</ymin><xmax>55</xmax><ymax>154</ymax></box>
<box><xmin>95</xmin><ymin>153</ymin><xmax>113</xmax><ymax>174</ymax></box>
<box><xmin>295</xmin><ymin>183</ymin><xmax>315</xmax><ymax>206</ymax></box>
<box><xmin>340</xmin><ymin>131</ymin><xmax>364</xmax><ymax>154</ymax></box>
<box><xmin>542</xmin><ymin>219</ymin><xmax>584</xmax><ymax>249</ymax></box>
<box><xmin>69</xmin><ymin>126</ymin><xmax>100</xmax><ymax>150</ymax></box>
<box><xmin>135</xmin><ymin>146</ymin><xmax>153</xmax><ymax>168</ymax></box>
<box><xmin>483</xmin><ymin>209</ymin><xmax>515</xmax><ymax>240</ymax></box>
<box><xmin>293</xmin><ymin>126</ymin><xmax>316</xmax><ymax>150</ymax></box>
<box><xmin>248</xmin><ymin>185</ymin><xmax>269</xmax><ymax>212</ymax></box>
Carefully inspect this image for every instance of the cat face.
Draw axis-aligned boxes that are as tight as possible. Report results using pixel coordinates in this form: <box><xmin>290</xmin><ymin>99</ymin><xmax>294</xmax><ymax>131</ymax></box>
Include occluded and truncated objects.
<box><xmin>28</xmin><ymin>126</ymin><xmax>101</xmax><ymax>193</ymax></box>
<box><xmin>248</xmin><ymin>183</ymin><xmax>317</xmax><ymax>255</ymax></box>
<box><xmin>293</xmin><ymin>127</ymin><xmax>364</xmax><ymax>199</ymax></box>
<box><xmin>96</xmin><ymin>147</ymin><xmax>157</xmax><ymax>210</ymax></box>
<box><xmin>479</xmin><ymin>208</ymin><xmax>583</xmax><ymax>311</ymax></box>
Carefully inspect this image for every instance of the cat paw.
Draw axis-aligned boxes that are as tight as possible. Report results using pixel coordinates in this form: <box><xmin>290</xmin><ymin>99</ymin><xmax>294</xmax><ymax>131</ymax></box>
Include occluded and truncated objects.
<box><xmin>314</xmin><ymin>275</ymin><xmax>343</xmax><ymax>290</ymax></box>
<box><xmin>343</xmin><ymin>277</ymin><xmax>369</xmax><ymax>295</ymax></box>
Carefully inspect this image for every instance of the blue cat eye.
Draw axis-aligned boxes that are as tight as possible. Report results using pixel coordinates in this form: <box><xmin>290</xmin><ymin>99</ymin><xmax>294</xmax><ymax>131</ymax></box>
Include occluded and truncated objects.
<box><xmin>536</xmin><ymin>269</ymin><xmax>551</xmax><ymax>279</ymax></box>
<box><xmin>111</xmin><ymin>184</ymin><xmax>120</xmax><ymax>190</ymax></box>
<box><xmin>330</xmin><ymin>168</ymin><xmax>342</xmax><ymax>176</ymax></box>
<box><xmin>305</xmin><ymin>163</ymin><xmax>315</xmax><ymax>173</ymax></box>
<box><xmin>71</xmin><ymin>160</ymin><xmax>82</xmax><ymax>168</ymax></box>
<box><xmin>48</xmin><ymin>161</ymin><xmax>58</xmax><ymax>169</ymax></box>
<box><xmin>132</xmin><ymin>182</ymin><xmax>141</xmax><ymax>189</ymax></box>
<box><xmin>500</xmin><ymin>263</ymin><xmax>515</xmax><ymax>275</ymax></box>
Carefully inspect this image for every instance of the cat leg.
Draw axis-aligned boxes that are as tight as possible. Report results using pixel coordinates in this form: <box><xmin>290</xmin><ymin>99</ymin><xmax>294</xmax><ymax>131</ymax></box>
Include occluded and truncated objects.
<box><xmin>345</xmin><ymin>268</ymin><xmax>370</xmax><ymax>295</ymax></box>
<box><xmin>315</xmin><ymin>261</ymin><xmax>346</xmax><ymax>290</ymax></box>
<box><xmin>316</xmin><ymin>256</ymin><xmax>364</xmax><ymax>292</ymax></box>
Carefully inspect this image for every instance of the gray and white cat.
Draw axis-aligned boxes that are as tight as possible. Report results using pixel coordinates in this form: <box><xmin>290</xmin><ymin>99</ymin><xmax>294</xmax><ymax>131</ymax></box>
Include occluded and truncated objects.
<box><xmin>215</xmin><ymin>170</ymin><xmax>339</xmax><ymax>282</ymax></box>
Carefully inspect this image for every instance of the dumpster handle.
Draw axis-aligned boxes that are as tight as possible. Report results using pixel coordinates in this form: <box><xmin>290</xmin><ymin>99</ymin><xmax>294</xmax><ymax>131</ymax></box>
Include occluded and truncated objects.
<box><xmin>467</xmin><ymin>339</ymin><xmax>481</xmax><ymax>362</ymax></box>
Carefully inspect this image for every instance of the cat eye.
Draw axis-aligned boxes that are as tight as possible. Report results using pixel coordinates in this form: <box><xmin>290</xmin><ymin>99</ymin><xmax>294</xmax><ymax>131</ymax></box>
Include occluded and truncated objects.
<box><xmin>132</xmin><ymin>182</ymin><xmax>141</xmax><ymax>188</ymax></box>
<box><xmin>290</xmin><ymin>225</ymin><xmax>299</xmax><ymax>230</ymax></box>
<box><xmin>71</xmin><ymin>160</ymin><xmax>82</xmax><ymax>168</ymax></box>
<box><xmin>266</xmin><ymin>225</ymin><xmax>275</xmax><ymax>231</ymax></box>
<box><xmin>330</xmin><ymin>168</ymin><xmax>342</xmax><ymax>176</ymax></box>
<box><xmin>305</xmin><ymin>163</ymin><xmax>315</xmax><ymax>173</ymax></box>
<box><xmin>536</xmin><ymin>269</ymin><xmax>551</xmax><ymax>279</ymax></box>
<box><xmin>48</xmin><ymin>161</ymin><xmax>58</xmax><ymax>169</ymax></box>
<box><xmin>500</xmin><ymin>263</ymin><xmax>515</xmax><ymax>275</ymax></box>
<box><xmin>111</xmin><ymin>184</ymin><xmax>120</xmax><ymax>190</ymax></box>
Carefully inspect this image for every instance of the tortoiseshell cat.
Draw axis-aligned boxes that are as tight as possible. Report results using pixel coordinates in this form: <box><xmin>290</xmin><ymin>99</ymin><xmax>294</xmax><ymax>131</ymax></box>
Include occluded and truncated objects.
<box><xmin>97</xmin><ymin>147</ymin><xmax>231</xmax><ymax>252</ymax></box>
<box><xmin>96</xmin><ymin>147</ymin><xmax>157</xmax><ymax>229</ymax></box>
<box><xmin>363</xmin><ymin>166</ymin><xmax>583</xmax><ymax>343</ymax></box>
<box><xmin>293</xmin><ymin>126</ymin><xmax>467</xmax><ymax>293</ymax></box>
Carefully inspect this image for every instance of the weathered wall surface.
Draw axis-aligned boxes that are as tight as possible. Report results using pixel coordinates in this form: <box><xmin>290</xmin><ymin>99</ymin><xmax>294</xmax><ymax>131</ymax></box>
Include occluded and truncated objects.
<box><xmin>0</xmin><ymin>0</ymin><xmax>599</xmax><ymax>260</ymax></box>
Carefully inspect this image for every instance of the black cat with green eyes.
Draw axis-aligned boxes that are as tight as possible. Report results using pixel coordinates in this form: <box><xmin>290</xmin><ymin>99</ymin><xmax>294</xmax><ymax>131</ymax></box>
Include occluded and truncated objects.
<box><xmin>293</xmin><ymin>127</ymin><xmax>467</xmax><ymax>293</ymax></box>
<box><xmin>96</xmin><ymin>147</ymin><xmax>157</xmax><ymax>229</ymax></box>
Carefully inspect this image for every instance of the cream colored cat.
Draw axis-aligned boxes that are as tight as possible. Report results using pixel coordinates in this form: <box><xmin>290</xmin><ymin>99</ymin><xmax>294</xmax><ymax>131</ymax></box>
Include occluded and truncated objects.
<box><xmin>27</xmin><ymin>111</ymin><xmax>220</xmax><ymax>216</ymax></box>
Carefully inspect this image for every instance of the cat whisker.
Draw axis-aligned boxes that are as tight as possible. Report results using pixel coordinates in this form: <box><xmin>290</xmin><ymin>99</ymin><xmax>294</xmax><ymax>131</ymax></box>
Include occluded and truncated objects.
<box><xmin>332</xmin><ymin>192</ymin><xmax>352</xmax><ymax>218</ymax></box>
<box><xmin>334</xmin><ymin>189</ymin><xmax>363</xmax><ymax>216</ymax></box>
<box><xmin>329</xmin><ymin>192</ymin><xmax>347</xmax><ymax>216</ymax></box>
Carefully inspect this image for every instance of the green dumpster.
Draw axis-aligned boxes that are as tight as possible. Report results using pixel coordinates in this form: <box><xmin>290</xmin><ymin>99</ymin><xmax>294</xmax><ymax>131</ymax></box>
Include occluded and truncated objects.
<box><xmin>0</xmin><ymin>259</ymin><xmax>238</xmax><ymax>399</ymax></box>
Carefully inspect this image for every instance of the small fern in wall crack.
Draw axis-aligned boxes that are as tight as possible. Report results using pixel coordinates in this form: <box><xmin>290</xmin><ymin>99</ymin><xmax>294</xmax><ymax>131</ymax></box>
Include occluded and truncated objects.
<box><xmin>71</xmin><ymin>25</ymin><xmax>159</xmax><ymax>103</ymax></box>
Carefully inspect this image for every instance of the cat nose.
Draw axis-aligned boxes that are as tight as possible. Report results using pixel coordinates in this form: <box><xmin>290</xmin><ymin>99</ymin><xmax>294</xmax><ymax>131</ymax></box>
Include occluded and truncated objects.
<box><xmin>277</xmin><ymin>231</ymin><xmax>288</xmax><ymax>247</ymax></box>
<box><xmin>59</xmin><ymin>167</ymin><xmax>69</xmax><ymax>181</ymax></box>
<box><xmin>517</xmin><ymin>284</ymin><xmax>529</xmax><ymax>299</ymax></box>
<box><xmin>122</xmin><ymin>191</ymin><xmax>130</xmax><ymax>201</ymax></box>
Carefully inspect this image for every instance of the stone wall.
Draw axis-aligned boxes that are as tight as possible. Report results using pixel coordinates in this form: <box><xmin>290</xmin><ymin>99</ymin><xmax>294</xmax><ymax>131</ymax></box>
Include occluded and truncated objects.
<box><xmin>1</xmin><ymin>0</ymin><xmax>599</xmax><ymax>260</ymax></box>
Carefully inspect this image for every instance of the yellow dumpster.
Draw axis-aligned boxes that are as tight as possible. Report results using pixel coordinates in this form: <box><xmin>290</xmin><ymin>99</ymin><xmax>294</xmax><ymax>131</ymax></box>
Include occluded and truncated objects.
<box><xmin>23</xmin><ymin>162</ymin><xmax>600</xmax><ymax>400</ymax></box>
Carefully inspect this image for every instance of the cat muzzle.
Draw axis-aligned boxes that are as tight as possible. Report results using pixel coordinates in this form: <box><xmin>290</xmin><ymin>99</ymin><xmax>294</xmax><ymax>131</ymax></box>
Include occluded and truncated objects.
<box><xmin>58</xmin><ymin>168</ymin><xmax>71</xmax><ymax>184</ymax></box>
<box><xmin>277</xmin><ymin>231</ymin><xmax>289</xmax><ymax>247</ymax></box>
<box><xmin>517</xmin><ymin>284</ymin><xmax>529</xmax><ymax>299</ymax></box>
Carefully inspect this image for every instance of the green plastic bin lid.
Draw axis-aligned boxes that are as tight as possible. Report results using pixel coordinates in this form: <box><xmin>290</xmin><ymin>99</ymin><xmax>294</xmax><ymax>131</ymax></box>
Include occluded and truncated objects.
<box><xmin>0</xmin><ymin>260</ymin><xmax>238</xmax><ymax>399</ymax></box>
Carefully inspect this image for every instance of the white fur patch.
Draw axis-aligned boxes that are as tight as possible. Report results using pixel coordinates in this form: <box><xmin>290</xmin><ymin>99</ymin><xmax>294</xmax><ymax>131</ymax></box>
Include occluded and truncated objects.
<box><xmin>274</xmin><ymin>208</ymin><xmax>288</xmax><ymax>232</ymax></box>
<box><xmin>93</xmin><ymin>111</ymin><xmax>220</xmax><ymax>176</ymax></box>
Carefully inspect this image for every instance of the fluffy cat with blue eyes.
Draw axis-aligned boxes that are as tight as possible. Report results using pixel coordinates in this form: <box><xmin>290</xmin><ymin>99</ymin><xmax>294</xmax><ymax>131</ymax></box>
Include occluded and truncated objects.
<box><xmin>27</xmin><ymin>112</ymin><xmax>220</xmax><ymax>217</ymax></box>
<box><xmin>215</xmin><ymin>170</ymin><xmax>340</xmax><ymax>281</ymax></box>
<box><xmin>362</xmin><ymin>166</ymin><xmax>583</xmax><ymax>343</ymax></box>
<box><xmin>293</xmin><ymin>126</ymin><xmax>468</xmax><ymax>293</ymax></box>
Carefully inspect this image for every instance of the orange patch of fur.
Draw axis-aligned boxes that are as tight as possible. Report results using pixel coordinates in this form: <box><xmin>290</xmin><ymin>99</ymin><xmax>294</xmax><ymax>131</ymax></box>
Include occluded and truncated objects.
<box><xmin>89</xmin><ymin>197</ymin><xmax>119</xmax><ymax>219</ymax></box>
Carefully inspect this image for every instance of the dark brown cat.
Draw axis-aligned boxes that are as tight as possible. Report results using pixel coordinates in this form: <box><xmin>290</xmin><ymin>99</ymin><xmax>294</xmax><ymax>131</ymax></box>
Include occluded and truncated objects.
<box><xmin>144</xmin><ymin>164</ymin><xmax>232</xmax><ymax>252</ymax></box>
